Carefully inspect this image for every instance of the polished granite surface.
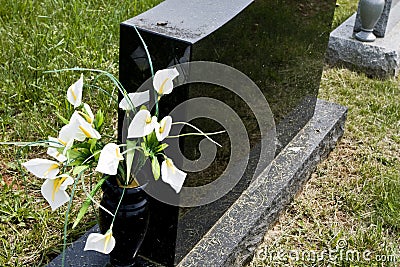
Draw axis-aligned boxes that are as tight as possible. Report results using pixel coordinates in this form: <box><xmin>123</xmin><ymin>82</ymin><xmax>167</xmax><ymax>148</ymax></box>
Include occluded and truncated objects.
<box><xmin>119</xmin><ymin>0</ymin><xmax>336</xmax><ymax>265</ymax></box>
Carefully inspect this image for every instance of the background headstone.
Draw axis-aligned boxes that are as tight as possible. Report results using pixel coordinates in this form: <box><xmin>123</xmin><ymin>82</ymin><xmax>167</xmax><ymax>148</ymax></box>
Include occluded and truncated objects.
<box><xmin>327</xmin><ymin>0</ymin><xmax>400</xmax><ymax>78</ymax></box>
<box><xmin>353</xmin><ymin>0</ymin><xmax>393</xmax><ymax>37</ymax></box>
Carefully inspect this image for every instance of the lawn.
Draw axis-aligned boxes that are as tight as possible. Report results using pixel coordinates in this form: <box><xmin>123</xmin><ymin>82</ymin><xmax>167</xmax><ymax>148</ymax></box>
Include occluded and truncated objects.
<box><xmin>0</xmin><ymin>1</ymin><xmax>162</xmax><ymax>265</ymax></box>
<box><xmin>1</xmin><ymin>0</ymin><xmax>399</xmax><ymax>266</ymax></box>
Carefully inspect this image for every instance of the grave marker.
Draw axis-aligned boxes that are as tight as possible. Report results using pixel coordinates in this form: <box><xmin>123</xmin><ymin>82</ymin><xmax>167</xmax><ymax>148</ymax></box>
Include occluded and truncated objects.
<box><xmin>353</xmin><ymin>0</ymin><xmax>393</xmax><ymax>38</ymax></box>
<box><xmin>48</xmin><ymin>0</ymin><xmax>342</xmax><ymax>265</ymax></box>
<box><xmin>327</xmin><ymin>0</ymin><xmax>400</xmax><ymax>77</ymax></box>
<box><xmin>119</xmin><ymin>0</ymin><xmax>336</xmax><ymax>265</ymax></box>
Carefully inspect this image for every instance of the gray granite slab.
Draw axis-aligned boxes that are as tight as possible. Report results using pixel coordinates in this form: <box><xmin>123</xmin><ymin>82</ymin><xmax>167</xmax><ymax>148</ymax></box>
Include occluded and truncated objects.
<box><xmin>47</xmin><ymin>99</ymin><xmax>346</xmax><ymax>267</ymax></box>
<box><xmin>326</xmin><ymin>0</ymin><xmax>400</xmax><ymax>78</ymax></box>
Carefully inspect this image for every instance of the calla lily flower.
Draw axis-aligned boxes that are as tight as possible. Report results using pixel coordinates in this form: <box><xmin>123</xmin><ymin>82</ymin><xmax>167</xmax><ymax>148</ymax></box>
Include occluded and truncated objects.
<box><xmin>47</xmin><ymin>137</ymin><xmax>68</xmax><ymax>162</ymax></box>
<box><xmin>127</xmin><ymin>109</ymin><xmax>157</xmax><ymax>138</ymax></box>
<box><xmin>161</xmin><ymin>158</ymin><xmax>187</xmax><ymax>193</ymax></box>
<box><xmin>41</xmin><ymin>174</ymin><xmax>74</xmax><ymax>210</ymax></box>
<box><xmin>81</xmin><ymin>103</ymin><xmax>95</xmax><ymax>124</ymax></box>
<box><xmin>58</xmin><ymin>123</ymin><xmax>77</xmax><ymax>147</ymax></box>
<box><xmin>155</xmin><ymin>116</ymin><xmax>172</xmax><ymax>141</ymax></box>
<box><xmin>67</xmin><ymin>73</ymin><xmax>83</xmax><ymax>108</ymax></box>
<box><xmin>119</xmin><ymin>91</ymin><xmax>150</xmax><ymax>110</ymax></box>
<box><xmin>153</xmin><ymin>68</ymin><xmax>179</xmax><ymax>95</ymax></box>
<box><xmin>22</xmin><ymin>158</ymin><xmax>61</xmax><ymax>179</ymax></box>
<box><xmin>95</xmin><ymin>143</ymin><xmax>124</xmax><ymax>175</ymax></box>
<box><xmin>84</xmin><ymin>230</ymin><xmax>116</xmax><ymax>254</ymax></box>
<box><xmin>69</xmin><ymin>112</ymin><xmax>101</xmax><ymax>141</ymax></box>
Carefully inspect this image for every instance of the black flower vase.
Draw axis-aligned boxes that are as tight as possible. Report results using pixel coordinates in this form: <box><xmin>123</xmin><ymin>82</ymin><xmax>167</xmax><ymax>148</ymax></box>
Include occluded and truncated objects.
<box><xmin>99</xmin><ymin>177</ymin><xmax>149</xmax><ymax>267</ymax></box>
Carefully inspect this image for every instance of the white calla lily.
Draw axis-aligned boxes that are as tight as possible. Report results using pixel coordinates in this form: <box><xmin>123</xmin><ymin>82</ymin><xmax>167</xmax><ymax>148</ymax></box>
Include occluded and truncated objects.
<box><xmin>22</xmin><ymin>158</ymin><xmax>60</xmax><ymax>179</ymax></box>
<box><xmin>58</xmin><ymin>123</ymin><xmax>77</xmax><ymax>147</ymax></box>
<box><xmin>155</xmin><ymin>116</ymin><xmax>172</xmax><ymax>141</ymax></box>
<box><xmin>84</xmin><ymin>230</ymin><xmax>116</xmax><ymax>254</ymax></box>
<box><xmin>69</xmin><ymin>112</ymin><xmax>101</xmax><ymax>140</ymax></box>
<box><xmin>95</xmin><ymin>143</ymin><xmax>124</xmax><ymax>175</ymax></box>
<box><xmin>68</xmin><ymin>112</ymin><xmax>86</xmax><ymax>141</ymax></box>
<box><xmin>67</xmin><ymin>73</ymin><xmax>83</xmax><ymax>108</ymax></box>
<box><xmin>153</xmin><ymin>68</ymin><xmax>179</xmax><ymax>95</ymax></box>
<box><xmin>119</xmin><ymin>91</ymin><xmax>150</xmax><ymax>110</ymax></box>
<box><xmin>47</xmin><ymin>137</ymin><xmax>68</xmax><ymax>162</ymax></box>
<box><xmin>41</xmin><ymin>174</ymin><xmax>74</xmax><ymax>211</ymax></box>
<box><xmin>161</xmin><ymin>158</ymin><xmax>187</xmax><ymax>193</ymax></box>
<box><xmin>127</xmin><ymin>109</ymin><xmax>157</xmax><ymax>138</ymax></box>
<box><xmin>82</xmin><ymin>103</ymin><xmax>95</xmax><ymax>124</ymax></box>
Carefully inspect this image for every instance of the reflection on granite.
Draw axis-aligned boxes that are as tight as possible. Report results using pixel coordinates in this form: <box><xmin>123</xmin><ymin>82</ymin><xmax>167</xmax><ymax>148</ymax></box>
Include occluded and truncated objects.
<box><xmin>47</xmin><ymin>225</ymin><xmax>164</xmax><ymax>267</ymax></box>
<box><xmin>119</xmin><ymin>0</ymin><xmax>336</xmax><ymax>265</ymax></box>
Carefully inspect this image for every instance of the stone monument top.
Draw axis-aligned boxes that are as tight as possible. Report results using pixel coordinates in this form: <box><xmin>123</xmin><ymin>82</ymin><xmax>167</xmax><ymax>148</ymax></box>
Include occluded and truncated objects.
<box><xmin>125</xmin><ymin>0</ymin><xmax>252</xmax><ymax>43</ymax></box>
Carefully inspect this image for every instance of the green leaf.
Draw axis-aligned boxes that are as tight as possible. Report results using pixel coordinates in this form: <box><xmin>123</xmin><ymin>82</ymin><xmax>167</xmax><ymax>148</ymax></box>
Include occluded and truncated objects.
<box><xmin>69</xmin><ymin>158</ymin><xmax>86</xmax><ymax>167</ymax></box>
<box><xmin>88</xmin><ymin>139</ymin><xmax>97</xmax><ymax>152</ymax></box>
<box><xmin>56</xmin><ymin>147</ymin><xmax>64</xmax><ymax>154</ymax></box>
<box><xmin>67</xmin><ymin>149</ymin><xmax>82</xmax><ymax>161</ymax></box>
<box><xmin>92</xmin><ymin>149</ymin><xmax>101</xmax><ymax>161</ymax></box>
<box><xmin>73</xmin><ymin>165</ymin><xmax>89</xmax><ymax>176</ymax></box>
<box><xmin>151</xmin><ymin>156</ymin><xmax>160</xmax><ymax>180</ymax></box>
<box><xmin>126</xmin><ymin>140</ymin><xmax>137</xmax><ymax>182</ymax></box>
<box><xmin>55</xmin><ymin>111</ymin><xmax>69</xmax><ymax>125</ymax></box>
<box><xmin>67</xmin><ymin>147</ymin><xmax>93</xmax><ymax>166</ymax></box>
<box><xmin>141</xmin><ymin>142</ymin><xmax>151</xmax><ymax>157</ymax></box>
<box><xmin>94</xmin><ymin>109</ymin><xmax>104</xmax><ymax>130</ymax></box>
<box><xmin>74</xmin><ymin>142</ymin><xmax>91</xmax><ymax>149</ymax></box>
<box><xmin>146</xmin><ymin>131</ymin><xmax>158</xmax><ymax>148</ymax></box>
<box><xmin>72</xmin><ymin>176</ymin><xmax>108</xmax><ymax>229</ymax></box>
<box><xmin>155</xmin><ymin>143</ymin><xmax>169</xmax><ymax>153</ymax></box>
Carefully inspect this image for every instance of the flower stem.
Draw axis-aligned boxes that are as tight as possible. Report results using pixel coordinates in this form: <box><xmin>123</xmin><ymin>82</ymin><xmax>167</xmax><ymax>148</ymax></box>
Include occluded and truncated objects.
<box><xmin>171</xmin><ymin>122</ymin><xmax>225</xmax><ymax>147</ymax></box>
<box><xmin>110</xmin><ymin>187</ymin><xmax>126</xmax><ymax>226</ymax></box>
<box><xmin>61</xmin><ymin>172</ymin><xmax>80</xmax><ymax>267</ymax></box>
<box><xmin>80</xmin><ymin>172</ymin><xmax>114</xmax><ymax>216</ymax></box>
<box><xmin>131</xmin><ymin>24</ymin><xmax>159</xmax><ymax>119</ymax></box>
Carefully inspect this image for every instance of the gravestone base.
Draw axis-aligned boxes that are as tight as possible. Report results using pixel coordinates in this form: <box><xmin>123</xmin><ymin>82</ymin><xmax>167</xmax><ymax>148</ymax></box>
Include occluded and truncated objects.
<box><xmin>326</xmin><ymin>3</ymin><xmax>400</xmax><ymax>78</ymax></box>
<box><xmin>326</xmin><ymin>1</ymin><xmax>400</xmax><ymax>78</ymax></box>
<box><xmin>47</xmin><ymin>99</ymin><xmax>347</xmax><ymax>267</ymax></box>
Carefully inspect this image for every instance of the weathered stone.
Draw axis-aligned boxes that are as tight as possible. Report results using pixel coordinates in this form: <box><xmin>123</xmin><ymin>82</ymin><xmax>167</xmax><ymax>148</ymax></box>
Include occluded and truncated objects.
<box><xmin>327</xmin><ymin>4</ymin><xmax>400</xmax><ymax>78</ymax></box>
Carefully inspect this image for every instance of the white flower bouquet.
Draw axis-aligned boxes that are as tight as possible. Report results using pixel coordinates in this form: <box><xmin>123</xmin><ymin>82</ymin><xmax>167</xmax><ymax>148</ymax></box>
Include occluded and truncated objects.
<box><xmin>19</xmin><ymin>67</ymin><xmax>221</xmax><ymax>256</ymax></box>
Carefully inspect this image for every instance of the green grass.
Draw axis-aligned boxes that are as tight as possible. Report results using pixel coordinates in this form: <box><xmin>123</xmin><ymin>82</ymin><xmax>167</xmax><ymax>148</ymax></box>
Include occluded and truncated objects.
<box><xmin>0</xmin><ymin>0</ymin><xmax>161</xmax><ymax>265</ymax></box>
<box><xmin>1</xmin><ymin>0</ymin><xmax>399</xmax><ymax>266</ymax></box>
<box><xmin>332</xmin><ymin>0</ymin><xmax>359</xmax><ymax>28</ymax></box>
<box><xmin>0</xmin><ymin>0</ymin><xmax>160</xmax><ymax>142</ymax></box>
<box><xmin>249</xmin><ymin>69</ymin><xmax>399</xmax><ymax>266</ymax></box>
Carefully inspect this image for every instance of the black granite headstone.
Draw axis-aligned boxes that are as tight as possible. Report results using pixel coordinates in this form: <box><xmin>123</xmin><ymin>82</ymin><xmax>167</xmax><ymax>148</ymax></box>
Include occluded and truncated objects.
<box><xmin>119</xmin><ymin>0</ymin><xmax>336</xmax><ymax>265</ymax></box>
